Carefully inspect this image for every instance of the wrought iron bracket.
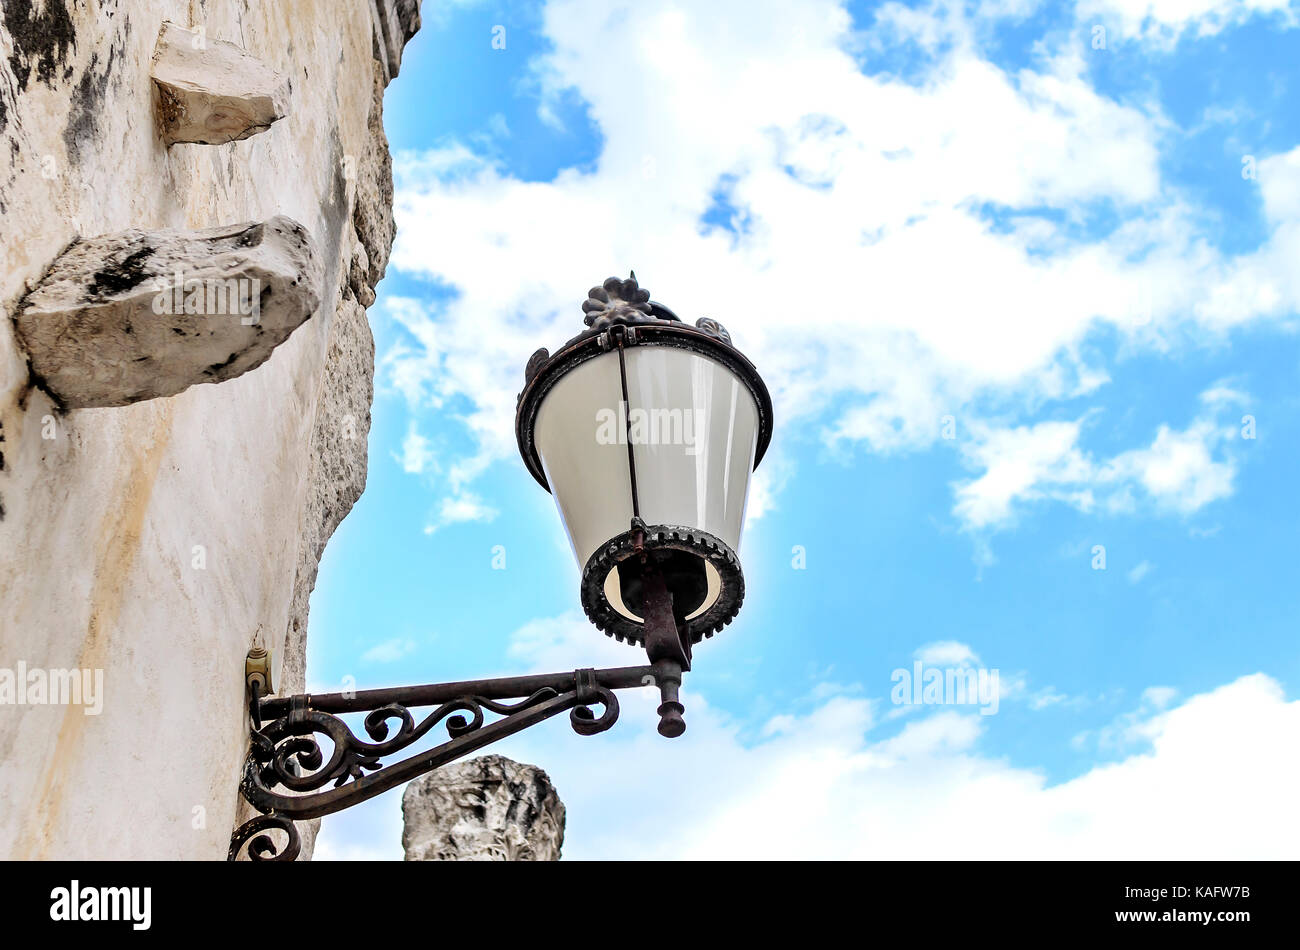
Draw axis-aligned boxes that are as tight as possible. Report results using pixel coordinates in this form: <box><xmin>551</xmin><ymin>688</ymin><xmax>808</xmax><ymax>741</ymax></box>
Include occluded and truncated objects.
<box><xmin>229</xmin><ymin>508</ymin><xmax>702</xmax><ymax>861</ymax></box>
<box><xmin>228</xmin><ymin>661</ymin><xmax>683</xmax><ymax>860</ymax></box>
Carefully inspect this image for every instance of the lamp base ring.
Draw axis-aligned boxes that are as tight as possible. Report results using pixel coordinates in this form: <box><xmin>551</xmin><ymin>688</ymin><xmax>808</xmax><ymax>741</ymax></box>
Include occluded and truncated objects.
<box><xmin>580</xmin><ymin>524</ymin><xmax>744</xmax><ymax>647</ymax></box>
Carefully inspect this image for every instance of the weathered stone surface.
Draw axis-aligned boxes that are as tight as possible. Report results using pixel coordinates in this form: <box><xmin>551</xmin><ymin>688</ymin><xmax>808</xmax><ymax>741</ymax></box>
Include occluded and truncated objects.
<box><xmin>370</xmin><ymin>0</ymin><xmax>423</xmax><ymax>83</ymax></box>
<box><xmin>150</xmin><ymin>21</ymin><xmax>289</xmax><ymax>145</ymax></box>
<box><xmin>280</xmin><ymin>292</ymin><xmax>373</xmax><ymax>727</ymax></box>
<box><xmin>0</xmin><ymin>1</ymin><xmax>422</xmax><ymax>861</ymax></box>
<box><xmin>273</xmin><ymin>54</ymin><xmax>402</xmax><ymax>860</ymax></box>
<box><xmin>353</xmin><ymin>62</ymin><xmax>396</xmax><ymax>293</ymax></box>
<box><xmin>15</xmin><ymin>216</ymin><xmax>321</xmax><ymax>408</ymax></box>
<box><xmin>240</xmin><ymin>290</ymin><xmax>375</xmax><ymax>859</ymax></box>
<box><xmin>402</xmin><ymin>756</ymin><xmax>566</xmax><ymax>861</ymax></box>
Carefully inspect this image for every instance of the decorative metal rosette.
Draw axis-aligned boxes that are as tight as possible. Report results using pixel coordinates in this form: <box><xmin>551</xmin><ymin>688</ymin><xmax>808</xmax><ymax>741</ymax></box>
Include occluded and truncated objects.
<box><xmin>580</xmin><ymin>524</ymin><xmax>744</xmax><ymax>647</ymax></box>
<box><xmin>582</xmin><ymin>274</ymin><xmax>654</xmax><ymax>330</ymax></box>
<box><xmin>523</xmin><ymin>273</ymin><xmax>737</xmax><ymax>384</ymax></box>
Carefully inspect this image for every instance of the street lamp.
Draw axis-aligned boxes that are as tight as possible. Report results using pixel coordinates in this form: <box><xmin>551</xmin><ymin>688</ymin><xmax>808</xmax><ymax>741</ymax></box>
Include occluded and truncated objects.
<box><xmin>518</xmin><ymin>273</ymin><xmax>773</xmax><ymax>733</ymax></box>
<box><xmin>229</xmin><ymin>274</ymin><xmax>773</xmax><ymax>860</ymax></box>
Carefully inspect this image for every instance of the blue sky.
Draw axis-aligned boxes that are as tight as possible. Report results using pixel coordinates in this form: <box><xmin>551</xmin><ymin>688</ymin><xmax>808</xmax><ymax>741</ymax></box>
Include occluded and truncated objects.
<box><xmin>309</xmin><ymin>0</ymin><xmax>1300</xmax><ymax>859</ymax></box>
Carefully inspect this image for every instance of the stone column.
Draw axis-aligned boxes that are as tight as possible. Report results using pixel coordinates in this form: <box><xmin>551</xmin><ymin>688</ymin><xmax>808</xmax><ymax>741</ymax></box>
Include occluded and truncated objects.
<box><xmin>402</xmin><ymin>755</ymin><xmax>566</xmax><ymax>861</ymax></box>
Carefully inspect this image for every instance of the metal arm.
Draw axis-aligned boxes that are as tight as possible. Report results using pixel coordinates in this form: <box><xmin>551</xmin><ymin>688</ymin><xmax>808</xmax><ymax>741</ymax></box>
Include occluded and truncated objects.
<box><xmin>228</xmin><ymin>663</ymin><xmax>677</xmax><ymax>860</ymax></box>
<box><xmin>229</xmin><ymin>553</ymin><xmax>696</xmax><ymax>861</ymax></box>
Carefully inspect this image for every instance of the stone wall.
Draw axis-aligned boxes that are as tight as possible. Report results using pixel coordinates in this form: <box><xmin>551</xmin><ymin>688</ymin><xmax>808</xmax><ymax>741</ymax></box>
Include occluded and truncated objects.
<box><xmin>0</xmin><ymin>0</ymin><xmax>420</xmax><ymax>860</ymax></box>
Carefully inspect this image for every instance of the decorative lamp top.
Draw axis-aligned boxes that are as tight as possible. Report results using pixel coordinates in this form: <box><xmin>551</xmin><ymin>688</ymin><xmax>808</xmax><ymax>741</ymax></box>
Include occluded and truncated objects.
<box><xmin>523</xmin><ymin>273</ymin><xmax>737</xmax><ymax>385</ymax></box>
<box><xmin>581</xmin><ymin>273</ymin><xmax>654</xmax><ymax>330</ymax></box>
<box><xmin>518</xmin><ymin>271</ymin><xmax>770</xmax><ymax>489</ymax></box>
<box><xmin>581</xmin><ymin>272</ymin><xmax>732</xmax><ymax>345</ymax></box>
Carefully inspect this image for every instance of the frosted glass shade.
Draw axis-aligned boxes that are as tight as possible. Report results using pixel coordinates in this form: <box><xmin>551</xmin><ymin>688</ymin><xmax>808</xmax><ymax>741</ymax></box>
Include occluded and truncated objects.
<box><xmin>534</xmin><ymin>347</ymin><xmax>759</xmax><ymax>566</ymax></box>
<box><xmin>531</xmin><ymin>344</ymin><xmax>760</xmax><ymax>637</ymax></box>
<box><xmin>517</xmin><ymin>274</ymin><xmax>772</xmax><ymax>647</ymax></box>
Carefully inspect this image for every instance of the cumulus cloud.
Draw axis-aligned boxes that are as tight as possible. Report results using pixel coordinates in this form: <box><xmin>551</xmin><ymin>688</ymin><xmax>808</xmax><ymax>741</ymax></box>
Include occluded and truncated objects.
<box><xmin>953</xmin><ymin>420</ymin><xmax>1094</xmax><ymax>529</ymax></box>
<box><xmin>952</xmin><ymin>386</ymin><xmax>1243</xmax><ymax>530</ymax></box>
<box><xmin>515</xmin><ymin>620</ymin><xmax>1300</xmax><ymax>859</ymax></box>
<box><xmin>379</xmin><ymin>0</ymin><xmax>1293</xmax><ymax>540</ymax></box>
<box><xmin>1106</xmin><ymin>420</ymin><xmax>1236</xmax><ymax>514</ymax></box>
<box><xmin>425</xmin><ymin>492</ymin><xmax>498</xmax><ymax>533</ymax></box>
<box><xmin>318</xmin><ymin>615</ymin><xmax>1300</xmax><ymax>859</ymax></box>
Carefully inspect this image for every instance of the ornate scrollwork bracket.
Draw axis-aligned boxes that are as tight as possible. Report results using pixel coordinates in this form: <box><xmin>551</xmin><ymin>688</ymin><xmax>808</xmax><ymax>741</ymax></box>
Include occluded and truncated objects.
<box><xmin>228</xmin><ymin>661</ymin><xmax>673</xmax><ymax>861</ymax></box>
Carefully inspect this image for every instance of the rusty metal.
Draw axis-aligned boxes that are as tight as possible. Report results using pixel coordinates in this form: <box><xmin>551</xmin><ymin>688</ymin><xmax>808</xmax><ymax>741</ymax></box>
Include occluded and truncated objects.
<box><xmin>229</xmin><ymin>571</ymin><xmax>694</xmax><ymax>861</ymax></box>
<box><xmin>580</xmin><ymin>522</ymin><xmax>743</xmax><ymax>646</ymax></box>
<box><xmin>228</xmin><ymin>814</ymin><xmax>300</xmax><ymax>862</ymax></box>
<box><xmin>639</xmin><ymin>562</ymin><xmax>690</xmax><ymax>739</ymax></box>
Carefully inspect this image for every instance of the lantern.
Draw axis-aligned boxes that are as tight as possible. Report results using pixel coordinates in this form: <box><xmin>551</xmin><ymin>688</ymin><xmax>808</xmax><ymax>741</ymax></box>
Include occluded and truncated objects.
<box><xmin>516</xmin><ymin>274</ymin><xmax>773</xmax><ymax>651</ymax></box>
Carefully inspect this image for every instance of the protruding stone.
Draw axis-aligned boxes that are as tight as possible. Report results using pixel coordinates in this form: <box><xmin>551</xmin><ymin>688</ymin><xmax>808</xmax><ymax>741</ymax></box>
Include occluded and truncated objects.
<box><xmin>352</xmin><ymin>62</ymin><xmax>395</xmax><ymax>294</ymax></box>
<box><xmin>16</xmin><ymin>216</ymin><xmax>321</xmax><ymax>408</ymax></box>
<box><xmin>370</xmin><ymin>0</ymin><xmax>423</xmax><ymax>83</ymax></box>
<box><xmin>150</xmin><ymin>22</ymin><xmax>289</xmax><ymax>146</ymax></box>
<box><xmin>401</xmin><ymin>755</ymin><xmax>566</xmax><ymax>861</ymax></box>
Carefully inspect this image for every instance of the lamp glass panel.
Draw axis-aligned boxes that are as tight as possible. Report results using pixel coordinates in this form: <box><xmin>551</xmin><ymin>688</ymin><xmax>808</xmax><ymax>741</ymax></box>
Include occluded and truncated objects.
<box><xmin>534</xmin><ymin>344</ymin><xmax>760</xmax><ymax>625</ymax></box>
<box><xmin>622</xmin><ymin>346</ymin><xmax>759</xmax><ymax>552</ymax></box>
<box><xmin>534</xmin><ymin>350</ymin><xmax>633</xmax><ymax>567</ymax></box>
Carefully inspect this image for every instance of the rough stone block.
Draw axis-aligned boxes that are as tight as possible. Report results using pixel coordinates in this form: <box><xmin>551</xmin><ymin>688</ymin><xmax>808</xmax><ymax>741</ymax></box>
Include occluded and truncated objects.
<box><xmin>370</xmin><ymin>0</ymin><xmax>423</xmax><ymax>83</ymax></box>
<box><xmin>353</xmin><ymin>62</ymin><xmax>395</xmax><ymax>293</ymax></box>
<box><xmin>150</xmin><ymin>21</ymin><xmax>289</xmax><ymax>146</ymax></box>
<box><xmin>16</xmin><ymin>216</ymin><xmax>321</xmax><ymax>408</ymax></box>
<box><xmin>402</xmin><ymin>755</ymin><xmax>566</xmax><ymax>861</ymax></box>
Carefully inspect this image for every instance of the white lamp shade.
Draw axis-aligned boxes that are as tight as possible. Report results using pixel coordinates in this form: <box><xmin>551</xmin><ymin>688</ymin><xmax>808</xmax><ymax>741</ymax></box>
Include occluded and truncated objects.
<box><xmin>516</xmin><ymin>275</ymin><xmax>771</xmax><ymax>647</ymax></box>
<box><xmin>534</xmin><ymin>346</ymin><xmax>759</xmax><ymax>570</ymax></box>
<box><xmin>532</xmin><ymin>343</ymin><xmax>761</xmax><ymax>639</ymax></box>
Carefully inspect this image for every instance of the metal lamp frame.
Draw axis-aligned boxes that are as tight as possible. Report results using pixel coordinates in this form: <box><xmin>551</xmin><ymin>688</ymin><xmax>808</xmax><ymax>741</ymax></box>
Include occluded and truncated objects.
<box><xmin>229</xmin><ymin>274</ymin><xmax>766</xmax><ymax>861</ymax></box>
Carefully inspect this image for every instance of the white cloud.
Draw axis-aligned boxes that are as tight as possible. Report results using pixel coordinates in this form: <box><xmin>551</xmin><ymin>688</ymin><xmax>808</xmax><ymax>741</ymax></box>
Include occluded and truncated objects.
<box><xmin>392</xmin><ymin>144</ymin><xmax>496</xmax><ymax>191</ymax></box>
<box><xmin>743</xmin><ymin>455</ymin><xmax>794</xmax><ymax>526</ymax></box>
<box><xmin>1142</xmin><ymin>686</ymin><xmax>1178</xmax><ymax>709</ymax></box>
<box><xmin>914</xmin><ymin>640</ymin><xmax>981</xmax><ymax>666</ymax></box>
<box><xmin>1104</xmin><ymin>420</ymin><xmax>1236</xmax><ymax>515</ymax></box>
<box><xmin>1127</xmin><ymin>559</ymin><xmax>1154</xmax><ymax>583</ymax></box>
<box><xmin>426</xmin><ymin>492</ymin><xmax>498</xmax><ymax>533</ymax></box>
<box><xmin>395</xmin><ymin>420</ymin><xmax>435</xmax><ymax>475</ymax></box>
<box><xmin>315</xmin><ymin>614</ymin><xmax>1300</xmax><ymax>859</ymax></box>
<box><xmin>1079</xmin><ymin>0</ymin><xmax>1298</xmax><ymax>46</ymax></box>
<box><xmin>504</xmin><ymin>612</ymin><xmax>633</xmax><ymax>671</ymax></box>
<box><xmin>360</xmin><ymin>638</ymin><xmax>417</xmax><ymax>664</ymax></box>
<box><xmin>953</xmin><ymin>389</ymin><xmax>1242</xmax><ymax>530</ymax></box>
<box><xmin>457</xmin><ymin>617</ymin><xmax>1300</xmax><ymax>857</ymax></box>
<box><xmin>1028</xmin><ymin>687</ymin><xmax>1069</xmax><ymax>710</ymax></box>
<box><xmin>1083</xmin><ymin>683</ymin><xmax>1184</xmax><ymax>751</ymax></box>
<box><xmin>382</xmin><ymin>0</ymin><xmax>1292</xmax><ymax>539</ymax></box>
<box><xmin>954</xmin><ymin>420</ymin><xmax>1093</xmax><ymax>529</ymax></box>
<box><xmin>1199</xmin><ymin>380</ymin><xmax>1250</xmax><ymax>409</ymax></box>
